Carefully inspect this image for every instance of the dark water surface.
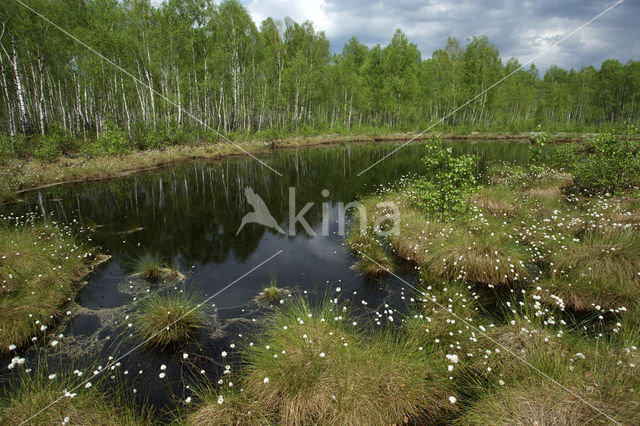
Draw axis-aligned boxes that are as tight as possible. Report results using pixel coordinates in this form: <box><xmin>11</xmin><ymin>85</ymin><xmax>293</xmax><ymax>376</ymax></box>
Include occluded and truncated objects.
<box><xmin>1</xmin><ymin>140</ymin><xmax>529</xmax><ymax>412</ymax></box>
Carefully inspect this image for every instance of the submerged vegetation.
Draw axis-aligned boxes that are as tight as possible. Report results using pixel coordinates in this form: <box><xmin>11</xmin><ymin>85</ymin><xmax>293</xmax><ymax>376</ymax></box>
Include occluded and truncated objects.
<box><xmin>0</xmin><ymin>214</ymin><xmax>95</xmax><ymax>354</ymax></box>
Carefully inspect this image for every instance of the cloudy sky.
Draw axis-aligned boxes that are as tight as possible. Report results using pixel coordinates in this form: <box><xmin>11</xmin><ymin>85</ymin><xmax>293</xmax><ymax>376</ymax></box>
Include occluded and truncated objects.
<box><xmin>241</xmin><ymin>0</ymin><xmax>638</xmax><ymax>71</ymax></box>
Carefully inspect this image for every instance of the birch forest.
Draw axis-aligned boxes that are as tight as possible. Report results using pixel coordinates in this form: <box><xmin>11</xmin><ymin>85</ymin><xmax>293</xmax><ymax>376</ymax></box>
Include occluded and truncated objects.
<box><xmin>1</xmin><ymin>0</ymin><xmax>639</xmax><ymax>147</ymax></box>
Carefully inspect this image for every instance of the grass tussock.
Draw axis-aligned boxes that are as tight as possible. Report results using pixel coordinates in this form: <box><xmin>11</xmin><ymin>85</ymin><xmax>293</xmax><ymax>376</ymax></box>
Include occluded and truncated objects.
<box><xmin>133</xmin><ymin>290</ymin><xmax>204</xmax><ymax>349</ymax></box>
<box><xmin>130</xmin><ymin>252</ymin><xmax>181</xmax><ymax>283</ymax></box>
<box><xmin>537</xmin><ymin>228</ymin><xmax>640</xmax><ymax>310</ymax></box>
<box><xmin>255</xmin><ymin>276</ymin><xmax>289</xmax><ymax>306</ymax></box>
<box><xmin>0</xmin><ymin>221</ymin><xmax>95</xmax><ymax>354</ymax></box>
<box><xmin>345</xmin><ymin>228</ymin><xmax>394</xmax><ymax>277</ymax></box>
<box><xmin>188</xmin><ymin>299</ymin><xmax>457</xmax><ymax>425</ymax></box>
<box><xmin>404</xmin><ymin>276</ymin><xmax>482</xmax><ymax>349</ymax></box>
<box><xmin>392</xmin><ymin>219</ymin><xmax>528</xmax><ymax>287</ymax></box>
<box><xmin>455</xmin><ymin>321</ymin><xmax>640</xmax><ymax>424</ymax></box>
<box><xmin>423</xmin><ymin>229</ymin><xmax>529</xmax><ymax>287</ymax></box>
<box><xmin>455</xmin><ymin>380</ymin><xmax>629</xmax><ymax>425</ymax></box>
<box><xmin>349</xmin><ymin>191</ymin><xmax>530</xmax><ymax>287</ymax></box>
<box><xmin>0</xmin><ymin>369</ymin><xmax>150</xmax><ymax>425</ymax></box>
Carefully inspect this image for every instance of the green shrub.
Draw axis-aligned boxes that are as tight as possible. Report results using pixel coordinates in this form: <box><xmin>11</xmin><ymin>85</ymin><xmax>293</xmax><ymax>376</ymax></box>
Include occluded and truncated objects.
<box><xmin>408</xmin><ymin>137</ymin><xmax>477</xmax><ymax>219</ymax></box>
<box><xmin>573</xmin><ymin>127</ymin><xmax>640</xmax><ymax>192</ymax></box>
<box><xmin>34</xmin><ymin>135</ymin><xmax>59</xmax><ymax>162</ymax></box>
<box><xmin>255</xmin><ymin>127</ymin><xmax>281</xmax><ymax>141</ymax></box>
<box><xmin>139</xmin><ymin>128</ymin><xmax>168</xmax><ymax>150</ymax></box>
<box><xmin>99</xmin><ymin>123</ymin><xmax>131</xmax><ymax>155</ymax></box>
<box><xmin>80</xmin><ymin>140</ymin><xmax>105</xmax><ymax>158</ymax></box>
<box><xmin>0</xmin><ymin>134</ymin><xmax>14</xmax><ymax>164</ymax></box>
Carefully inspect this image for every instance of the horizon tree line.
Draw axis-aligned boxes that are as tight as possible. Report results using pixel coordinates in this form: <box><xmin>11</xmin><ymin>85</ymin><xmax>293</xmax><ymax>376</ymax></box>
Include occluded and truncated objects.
<box><xmin>1</xmin><ymin>0</ymin><xmax>639</xmax><ymax>148</ymax></box>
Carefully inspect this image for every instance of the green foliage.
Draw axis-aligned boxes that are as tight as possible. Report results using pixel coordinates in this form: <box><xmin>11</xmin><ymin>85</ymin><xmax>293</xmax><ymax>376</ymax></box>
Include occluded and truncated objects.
<box><xmin>139</xmin><ymin>128</ymin><xmax>168</xmax><ymax>150</ymax></box>
<box><xmin>254</xmin><ymin>127</ymin><xmax>281</xmax><ymax>141</ymax></box>
<box><xmin>80</xmin><ymin>140</ymin><xmax>105</xmax><ymax>158</ymax></box>
<box><xmin>34</xmin><ymin>134</ymin><xmax>64</xmax><ymax>162</ymax></box>
<box><xmin>98</xmin><ymin>123</ymin><xmax>130</xmax><ymax>155</ymax></box>
<box><xmin>0</xmin><ymin>135</ymin><xmax>14</xmax><ymax>164</ymax></box>
<box><xmin>573</xmin><ymin>126</ymin><xmax>640</xmax><ymax>192</ymax></box>
<box><xmin>1</xmin><ymin>0</ymin><xmax>639</xmax><ymax>150</ymax></box>
<box><xmin>409</xmin><ymin>137</ymin><xmax>477</xmax><ymax>218</ymax></box>
<box><xmin>530</xmin><ymin>126</ymin><xmax>576</xmax><ymax>169</ymax></box>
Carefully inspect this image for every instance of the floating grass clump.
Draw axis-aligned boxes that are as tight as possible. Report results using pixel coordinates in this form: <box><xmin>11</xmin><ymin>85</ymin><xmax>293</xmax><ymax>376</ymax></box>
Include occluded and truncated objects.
<box><xmin>189</xmin><ymin>299</ymin><xmax>457</xmax><ymax>425</ymax></box>
<box><xmin>0</xmin><ymin>219</ymin><xmax>96</xmax><ymax>354</ymax></box>
<box><xmin>130</xmin><ymin>252</ymin><xmax>181</xmax><ymax>283</ymax></box>
<box><xmin>255</xmin><ymin>276</ymin><xmax>289</xmax><ymax>306</ymax></box>
<box><xmin>0</xmin><ymin>368</ymin><xmax>151</xmax><ymax>425</ymax></box>
<box><xmin>346</xmin><ymin>227</ymin><xmax>394</xmax><ymax>277</ymax></box>
<box><xmin>133</xmin><ymin>291</ymin><xmax>204</xmax><ymax>349</ymax></box>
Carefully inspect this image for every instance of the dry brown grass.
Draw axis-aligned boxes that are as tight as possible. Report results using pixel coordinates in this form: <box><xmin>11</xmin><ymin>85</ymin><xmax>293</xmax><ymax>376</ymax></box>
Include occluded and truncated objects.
<box><xmin>456</xmin><ymin>381</ymin><xmax>630</xmax><ymax>425</ymax></box>
<box><xmin>474</xmin><ymin>196</ymin><xmax>518</xmax><ymax>216</ymax></box>
<box><xmin>524</xmin><ymin>186</ymin><xmax>562</xmax><ymax>201</ymax></box>
<box><xmin>473</xmin><ymin>186</ymin><xmax>519</xmax><ymax>216</ymax></box>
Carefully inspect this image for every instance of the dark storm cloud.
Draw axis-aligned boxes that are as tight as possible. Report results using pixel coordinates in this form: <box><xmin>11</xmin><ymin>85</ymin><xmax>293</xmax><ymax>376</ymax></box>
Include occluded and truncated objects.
<box><xmin>243</xmin><ymin>0</ymin><xmax>638</xmax><ymax>71</ymax></box>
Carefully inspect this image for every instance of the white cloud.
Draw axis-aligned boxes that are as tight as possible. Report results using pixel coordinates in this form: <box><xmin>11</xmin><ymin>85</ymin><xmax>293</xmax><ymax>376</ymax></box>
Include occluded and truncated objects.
<box><xmin>244</xmin><ymin>0</ymin><xmax>333</xmax><ymax>34</ymax></box>
<box><xmin>239</xmin><ymin>0</ymin><xmax>636</xmax><ymax>70</ymax></box>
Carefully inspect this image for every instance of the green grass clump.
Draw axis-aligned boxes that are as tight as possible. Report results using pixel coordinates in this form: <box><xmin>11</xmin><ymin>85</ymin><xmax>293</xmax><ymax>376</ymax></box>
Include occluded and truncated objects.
<box><xmin>404</xmin><ymin>276</ymin><xmax>482</xmax><ymax>350</ymax></box>
<box><xmin>0</xmin><ymin>368</ymin><xmax>151</xmax><ymax>425</ymax></box>
<box><xmin>423</xmin><ymin>228</ymin><xmax>529</xmax><ymax>287</ymax></box>
<box><xmin>133</xmin><ymin>291</ymin><xmax>204</xmax><ymax>349</ymax></box>
<box><xmin>345</xmin><ymin>203</ymin><xmax>395</xmax><ymax>276</ymax></box>
<box><xmin>130</xmin><ymin>252</ymin><xmax>181</xmax><ymax>283</ymax></box>
<box><xmin>0</xmin><ymin>221</ymin><xmax>91</xmax><ymax>354</ymax></box>
<box><xmin>189</xmin><ymin>298</ymin><xmax>457</xmax><ymax>425</ymax></box>
<box><xmin>349</xmin><ymin>191</ymin><xmax>530</xmax><ymax>287</ymax></box>
<box><xmin>347</xmin><ymin>233</ymin><xmax>394</xmax><ymax>277</ymax></box>
<box><xmin>255</xmin><ymin>276</ymin><xmax>289</xmax><ymax>306</ymax></box>
<box><xmin>130</xmin><ymin>252</ymin><xmax>164</xmax><ymax>282</ymax></box>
